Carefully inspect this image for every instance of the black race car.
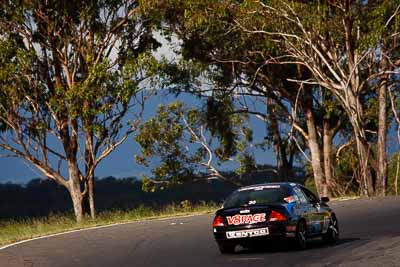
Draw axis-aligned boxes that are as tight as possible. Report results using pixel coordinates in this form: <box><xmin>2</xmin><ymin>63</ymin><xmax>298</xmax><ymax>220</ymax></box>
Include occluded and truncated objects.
<box><xmin>212</xmin><ymin>182</ymin><xmax>339</xmax><ymax>253</ymax></box>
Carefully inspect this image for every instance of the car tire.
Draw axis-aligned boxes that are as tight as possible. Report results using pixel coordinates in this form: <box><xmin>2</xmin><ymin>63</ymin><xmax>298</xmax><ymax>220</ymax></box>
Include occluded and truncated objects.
<box><xmin>322</xmin><ymin>215</ymin><xmax>339</xmax><ymax>244</ymax></box>
<box><xmin>294</xmin><ymin>220</ymin><xmax>307</xmax><ymax>250</ymax></box>
<box><xmin>217</xmin><ymin>242</ymin><xmax>236</xmax><ymax>254</ymax></box>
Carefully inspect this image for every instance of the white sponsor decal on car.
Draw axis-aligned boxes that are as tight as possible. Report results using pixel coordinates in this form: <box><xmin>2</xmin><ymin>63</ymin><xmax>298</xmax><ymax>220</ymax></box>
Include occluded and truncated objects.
<box><xmin>226</xmin><ymin>227</ymin><xmax>269</xmax><ymax>239</ymax></box>
<box><xmin>284</xmin><ymin>196</ymin><xmax>296</xmax><ymax>203</ymax></box>
<box><xmin>238</xmin><ymin>185</ymin><xmax>280</xmax><ymax>191</ymax></box>
<box><xmin>226</xmin><ymin>213</ymin><xmax>266</xmax><ymax>225</ymax></box>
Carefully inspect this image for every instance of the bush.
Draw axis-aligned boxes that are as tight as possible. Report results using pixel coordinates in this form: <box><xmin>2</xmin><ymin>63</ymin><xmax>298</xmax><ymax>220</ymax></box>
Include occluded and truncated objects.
<box><xmin>387</xmin><ymin>152</ymin><xmax>400</xmax><ymax>195</ymax></box>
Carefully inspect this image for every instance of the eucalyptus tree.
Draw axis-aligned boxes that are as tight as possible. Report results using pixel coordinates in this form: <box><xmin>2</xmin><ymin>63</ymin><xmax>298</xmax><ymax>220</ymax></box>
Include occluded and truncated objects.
<box><xmin>229</xmin><ymin>0</ymin><xmax>400</xmax><ymax>196</ymax></box>
<box><xmin>135</xmin><ymin>100</ymin><xmax>256</xmax><ymax>190</ymax></box>
<box><xmin>152</xmin><ymin>0</ymin><xmax>400</xmax><ymax>196</ymax></box>
<box><xmin>142</xmin><ymin>0</ymin><xmax>351</xmax><ymax>196</ymax></box>
<box><xmin>0</xmin><ymin>0</ymin><xmax>161</xmax><ymax>221</ymax></box>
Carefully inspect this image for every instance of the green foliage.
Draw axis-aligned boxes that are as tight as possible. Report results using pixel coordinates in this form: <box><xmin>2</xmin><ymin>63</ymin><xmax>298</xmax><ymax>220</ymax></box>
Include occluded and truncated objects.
<box><xmin>0</xmin><ymin>0</ymin><xmax>167</xmax><ymax>220</ymax></box>
<box><xmin>332</xmin><ymin>144</ymin><xmax>361</xmax><ymax>196</ymax></box>
<box><xmin>236</xmin><ymin>152</ymin><xmax>257</xmax><ymax>176</ymax></box>
<box><xmin>154</xmin><ymin>0</ymin><xmax>400</xmax><ymax>196</ymax></box>
<box><xmin>205</xmin><ymin>96</ymin><xmax>238</xmax><ymax>159</ymax></box>
<box><xmin>135</xmin><ymin>102</ymin><xmax>205</xmax><ymax>190</ymax></box>
<box><xmin>135</xmin><ymin>100</ymin><xmax>254</xmax><ymax>189</ymax></box>
<box><xmin>304</xmin><ymin>176</ymin><xmax>317</xmax><ymax>196</ymax></box>
<box><xmin>388</xmin><ymin>152</ymin><xmax>400</xmax><ymax>195</ymax></box>
<box><xmin>0</xmin><ymin>0</ymin><xmax>162</xmax><ymax>168</ymax></box>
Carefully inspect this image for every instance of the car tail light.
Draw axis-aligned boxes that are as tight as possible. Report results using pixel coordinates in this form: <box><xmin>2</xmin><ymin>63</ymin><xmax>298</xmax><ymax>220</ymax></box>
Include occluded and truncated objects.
<box><xmin>269</xmin><ymin>210</ymin><xmax>287</xmax><ymax>222</ymax></box>
<box><xmin>213</xmin><ymin>215</ymin><xmax>226</xmax><ymax>227</ymax></box>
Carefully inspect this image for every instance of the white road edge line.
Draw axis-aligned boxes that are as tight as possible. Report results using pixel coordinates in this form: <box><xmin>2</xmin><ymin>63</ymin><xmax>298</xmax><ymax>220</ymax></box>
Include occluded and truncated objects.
<box><xmin>0</xmin><ymin>213</ymin><xmax>208</xmax><ymax>251</ymax></box>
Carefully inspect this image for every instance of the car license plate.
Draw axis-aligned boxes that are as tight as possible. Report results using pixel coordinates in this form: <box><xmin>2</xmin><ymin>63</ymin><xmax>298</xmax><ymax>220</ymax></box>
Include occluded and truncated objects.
<box><xmin>226</xmin><ymin>227</ymin><xmax>269</xmax><ymax>239</ymax></box>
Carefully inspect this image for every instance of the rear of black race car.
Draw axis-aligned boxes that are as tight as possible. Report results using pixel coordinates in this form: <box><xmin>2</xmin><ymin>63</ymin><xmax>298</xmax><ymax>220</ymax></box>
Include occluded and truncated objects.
<box><xmin>213</xmin><ymin>204</ymin><xmax>300</xmax><ymax>253</ymax></box>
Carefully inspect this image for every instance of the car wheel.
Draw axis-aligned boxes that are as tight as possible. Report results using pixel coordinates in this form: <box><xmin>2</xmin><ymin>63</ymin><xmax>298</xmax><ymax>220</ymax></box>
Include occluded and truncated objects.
<box><xmin>295</xmin><ymin>220</ymin><xmax>307</xmax><ymax>250</ymax></box>
<box><xmin>217</xmin><ymin>242</ymin><xmax>236</xmax><ymax>254</ymax></box>
<box><xmin>322</xmin><ymin>215</ymin><xmax>339</xmax><ymax>244</ymax></box>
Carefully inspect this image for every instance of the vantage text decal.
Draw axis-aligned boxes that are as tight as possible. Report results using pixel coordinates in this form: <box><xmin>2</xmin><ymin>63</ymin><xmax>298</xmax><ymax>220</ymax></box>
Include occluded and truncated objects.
<box><xmin>226</xmin><ymin>213</ymin><xmax>266</xmax><ymax>225</ymax></box>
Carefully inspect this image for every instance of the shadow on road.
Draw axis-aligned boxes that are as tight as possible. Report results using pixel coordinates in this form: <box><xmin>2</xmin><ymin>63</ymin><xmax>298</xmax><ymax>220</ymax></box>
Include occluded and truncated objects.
<box><xmin>234</xmin><ymin>237</ymin><xmax>362</xmax><ymax>254</ymax></box>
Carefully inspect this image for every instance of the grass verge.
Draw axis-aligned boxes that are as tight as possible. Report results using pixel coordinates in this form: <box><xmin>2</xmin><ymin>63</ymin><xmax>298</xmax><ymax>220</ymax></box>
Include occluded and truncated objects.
<box><xmin>0</xmin><ymin>202</ymin><xmax>219</xmax><ymax>248</ymax></box>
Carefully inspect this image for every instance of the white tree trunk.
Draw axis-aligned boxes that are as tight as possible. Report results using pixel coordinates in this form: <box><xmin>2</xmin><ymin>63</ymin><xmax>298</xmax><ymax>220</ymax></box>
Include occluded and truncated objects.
<box><xmin>305</xmin><ymin>108</ymin><xmax>326</xmax><ymax>197</ymax></box>
<box><xmin>323</xmin><ymin>121</ymin><xmax>334</xmax><ymax>197</ymax></box>
<box><xmin>68</xmin><ymin>162</ymin><xmax>84</xmax><ymax>223</ymax></box>
<box><xmin>376</xmin><ymin>57</ymin><xmax>388</xmax><ymax>196</ymax></box>
<box><xmin>88</xmin><ymin>176</ymin><xmax>96</xmax><ymax>219</ymax></box>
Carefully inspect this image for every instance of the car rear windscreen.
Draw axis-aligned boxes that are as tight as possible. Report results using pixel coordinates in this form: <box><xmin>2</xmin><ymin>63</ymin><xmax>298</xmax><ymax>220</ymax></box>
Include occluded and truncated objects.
<box><xmin>223</xmin><ymin>186</ymin><xmax>291</xmax><ymax>208</ymax></box>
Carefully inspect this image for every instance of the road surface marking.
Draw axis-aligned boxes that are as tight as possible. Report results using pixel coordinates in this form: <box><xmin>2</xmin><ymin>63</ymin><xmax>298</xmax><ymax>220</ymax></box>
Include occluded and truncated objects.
<box><xmin>231</xmin><ymin>258</ymin><xmax>264</xmax><ymax>261</ymax></box>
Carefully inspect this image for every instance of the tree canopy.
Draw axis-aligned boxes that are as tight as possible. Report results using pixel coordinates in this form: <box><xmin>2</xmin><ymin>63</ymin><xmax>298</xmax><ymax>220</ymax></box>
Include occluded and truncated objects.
<box><xmin>138</xmin><ymin>0</ymin><xmax>400</xmax><ymax>197</ymax></box>
<box><xmin>0</xmin><ymin>0</ymin><xmax>162</xmax><ymax>221</ymax></box>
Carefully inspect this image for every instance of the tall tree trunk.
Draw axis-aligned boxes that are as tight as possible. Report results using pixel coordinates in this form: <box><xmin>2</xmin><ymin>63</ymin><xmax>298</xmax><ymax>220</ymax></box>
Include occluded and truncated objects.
<box><xmin>354</xmin><ymin>133</ymin><xmax>374</xmax><ymax>196</ymax></box>
<box><xmin>305</xmin><ymin>107</ymin><xmax>326</xmax><ymax>197</ymax></box>
<box><xmin>347</xmin><ymin>91</ymin><xmax>375</xmax><ymax>196</ymax></box>
<box><xmin>68</xmin><ymin>162</ymin><xmax>84</xmax><ymax>222</ymax></box>
<box><xmin>343</xmin><ymin>11</ymin><xmax>375</xmax><ymax>196</ymax></box>
<box><xmin>88</xmin><ymin>175</ymin><xmax>96</xmax><ymax>218</ymax></box>
<box><xmin>301</xmin><ymin>84</ymin><xmax>326</xmax><ymax>197</ymax></box>
<box><xmin>395</xmin><ymin>154</ymin><xmax>399</xmax><ymax>196</ymax></box>
<box><xmin>84</xmin><ymin>116</ymin><xmax>96</xmax><ymax>218</ymax></box>
<box><xmin>376</xmin><ymin>57</ymin><xmax>388</xmax><ymax>196</ymax></box>
<box><xmin>323</xmin><ymin>120</ymin><xmax>334</xmax><ymax>197</ymax></box>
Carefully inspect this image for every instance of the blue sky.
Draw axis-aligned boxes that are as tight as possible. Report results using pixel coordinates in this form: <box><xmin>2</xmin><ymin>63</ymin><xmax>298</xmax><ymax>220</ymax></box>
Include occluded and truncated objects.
<box><xmin>0</xmin><ymin>92</ymin><xmax>276</xmax><ymax>184</ymax></box>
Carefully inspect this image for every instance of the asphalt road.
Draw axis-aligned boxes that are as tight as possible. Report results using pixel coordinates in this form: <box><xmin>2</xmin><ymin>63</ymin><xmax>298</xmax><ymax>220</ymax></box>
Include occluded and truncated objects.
<box><xmin>1</xmin><ymin>197</ymin><xmax>400</xmax><ymax>267</ymax></box>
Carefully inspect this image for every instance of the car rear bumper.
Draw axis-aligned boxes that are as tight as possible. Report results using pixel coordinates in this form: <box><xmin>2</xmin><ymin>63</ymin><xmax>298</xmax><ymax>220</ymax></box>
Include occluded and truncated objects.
<box><xmin>213</xmin><ymin>221</ymin><xmax>297</xmax><ymax>243</ymax></box>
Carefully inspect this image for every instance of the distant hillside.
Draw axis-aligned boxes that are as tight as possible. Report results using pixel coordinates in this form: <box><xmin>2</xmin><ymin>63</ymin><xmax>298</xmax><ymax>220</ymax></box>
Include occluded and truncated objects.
<box><xmin>0</xmin><ymin>165</ymin><xmax>305</xmax><ymax>219</ymax></box>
